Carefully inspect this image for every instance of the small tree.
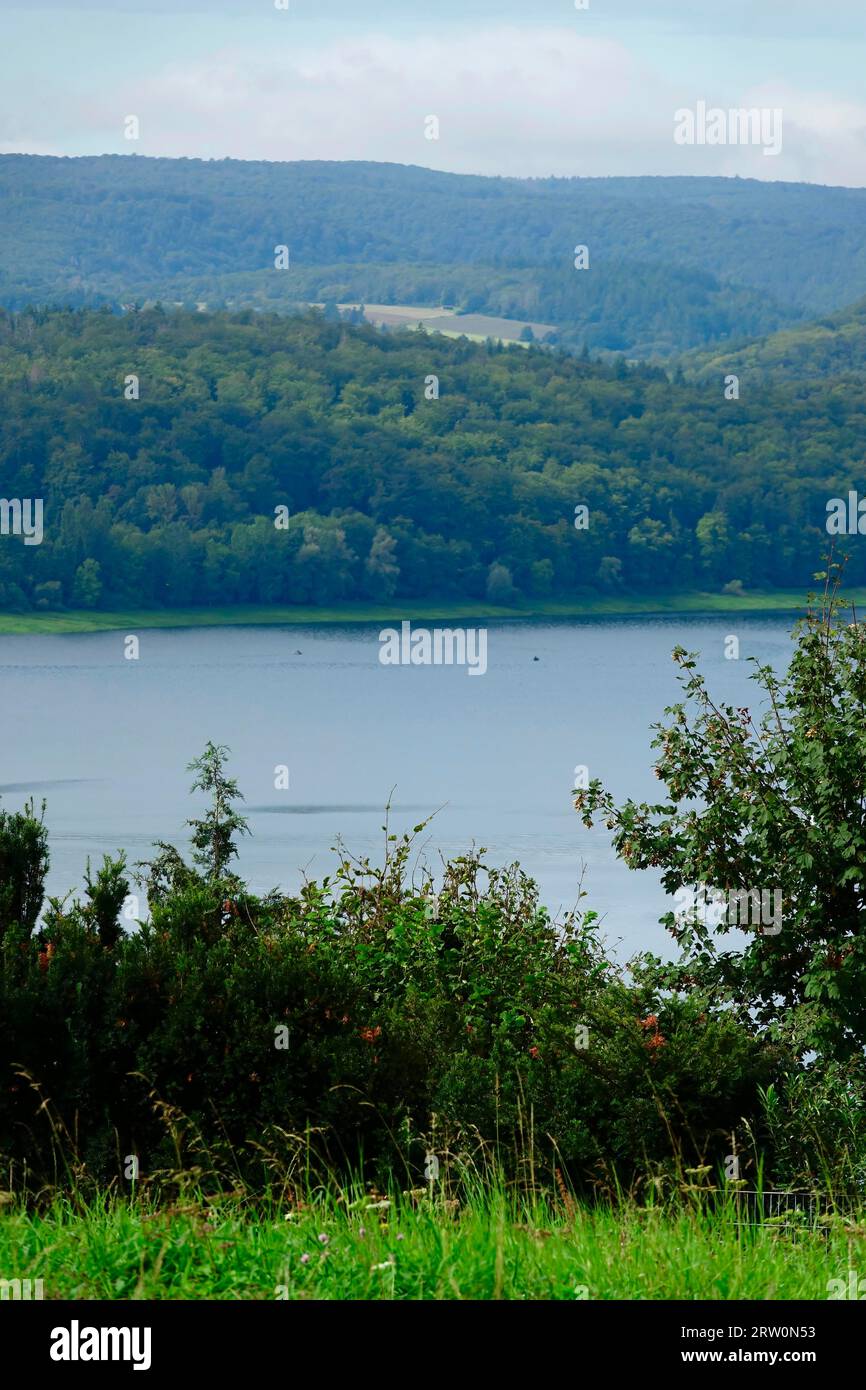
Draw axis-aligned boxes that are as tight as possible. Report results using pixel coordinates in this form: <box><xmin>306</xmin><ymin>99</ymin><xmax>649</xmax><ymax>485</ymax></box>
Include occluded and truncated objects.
<box><xmin>83</xmin><ymin>853</ymin><xmax>129</xmax><ymax>949</ymax></box>
<box><xmin>0</xmin><ymin>798</ymin><xmax>49</xmax><ymax>942</ymax></box>
<box><xmin>575</xmin><ymin>565</ymin><xmax>866</xmax><ymax>1062</ymax></box>
<box><xmin>486</xmin><ymin>562</ymin><xmax>517</xmax><ymax>606</ymax></box>
<box><xmin>72</xmin><ymin>558</ymin><xmax>103</xmax><ymax>609</ymax></box>
<box><xmin>187</xmin><ymin>742</ymin><xmax>249</xmax><ymax>883</ymax></box>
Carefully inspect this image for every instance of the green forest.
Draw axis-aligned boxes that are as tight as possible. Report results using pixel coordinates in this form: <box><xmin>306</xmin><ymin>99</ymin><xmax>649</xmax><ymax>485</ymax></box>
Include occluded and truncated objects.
<box><xmin>6</xmin><ymin>156</ymin><xmax>866</xmax><ymax>356</ymax></box>
<box><xmin>0</xmin><ymin>304</ymin><xmax>862</xmax><ymax>614</ymax></box>
<box><xmin>685</xmin><ymin>293</ymin><xmax>866</xmax><ymax>383</ymax></box>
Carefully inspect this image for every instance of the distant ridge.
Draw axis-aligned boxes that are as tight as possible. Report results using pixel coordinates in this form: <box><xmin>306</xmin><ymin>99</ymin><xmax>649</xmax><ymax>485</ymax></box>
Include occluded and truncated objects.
<box><xmin>4</xmin><ymin>156</ymin><xmax>866</xmax><ymax>357</ymax></box>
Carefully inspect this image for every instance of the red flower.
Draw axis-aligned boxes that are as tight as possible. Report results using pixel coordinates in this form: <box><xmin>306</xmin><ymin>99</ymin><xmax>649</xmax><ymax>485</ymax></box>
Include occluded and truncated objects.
<box><xmin>638</xmin><ymin>1014</ymin><xmax>666</xmax><ymax>1052</ymax></box>
<box><xmin>359</xmin><ymin>1026</ymin><xmax>382</xmax><ymax>1044</ymax></box>
<box><xmin>529</xmin><ymin>1046</ymin><xmax>540</xmax><ymax>1060</ymax></box>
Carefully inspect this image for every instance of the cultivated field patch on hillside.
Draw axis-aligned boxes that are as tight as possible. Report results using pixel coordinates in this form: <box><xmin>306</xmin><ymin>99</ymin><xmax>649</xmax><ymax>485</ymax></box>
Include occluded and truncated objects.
<box><xmin>339</xmin><ymin>302</ymin><xmax>557</xmax><ymax>343</ymax></box>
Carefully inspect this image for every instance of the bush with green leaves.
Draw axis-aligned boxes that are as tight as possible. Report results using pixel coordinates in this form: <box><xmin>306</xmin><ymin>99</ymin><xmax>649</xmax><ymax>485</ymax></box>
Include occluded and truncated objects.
<box><xmin>574</xmin><ymin>565</ymin><xmax>866</xmax><ymax>1190</ymax></box>
<box><xmin>576</xmin><ymin>565</ymin><xmax>866</xmax><ymax>1066</ymax></box>
<box><xmin>0</xmin><ymin>746</ymin><xmax>780</xmax><ymax>1196</ymax></box>
<box><xmin>0</xmin><ymin>796</ymin><xmax>48</xmax><ymax>942</ymax></box>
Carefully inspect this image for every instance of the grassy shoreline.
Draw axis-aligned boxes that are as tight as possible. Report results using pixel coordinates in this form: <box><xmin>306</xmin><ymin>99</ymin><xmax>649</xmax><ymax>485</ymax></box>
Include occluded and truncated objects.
<box><xmin>1</xmin><ymin>589</ymin><xmax>860</xmax><ymax>636</ymax></box>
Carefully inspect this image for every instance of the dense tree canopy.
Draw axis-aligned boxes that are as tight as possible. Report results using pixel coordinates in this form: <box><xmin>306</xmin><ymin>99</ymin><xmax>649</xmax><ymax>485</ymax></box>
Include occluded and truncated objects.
<box><xmin>685</xmin><ymin>294</ymin><xmax>866</xmax><ymax>384</ymax></box>
<box><xmin>0</xmin><ymin>306</ymin><xmax>862</xmax><ymax>612</ymax></box>
<box><xmin>6</xmin><ymin>156</ymin><xmax>866</xmax><ymax>356</ymax></box>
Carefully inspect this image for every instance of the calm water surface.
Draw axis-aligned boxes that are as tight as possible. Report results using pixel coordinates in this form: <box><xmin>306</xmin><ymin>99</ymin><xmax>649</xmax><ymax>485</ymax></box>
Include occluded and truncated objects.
<box><xmin>0</xmin><ymin>616</ymin><xmax>795</xmax><ymax>958</ymax></box>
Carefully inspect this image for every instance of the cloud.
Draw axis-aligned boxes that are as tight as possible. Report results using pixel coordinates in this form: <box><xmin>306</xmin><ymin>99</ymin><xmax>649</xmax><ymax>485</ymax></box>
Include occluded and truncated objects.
<box><xmin>747</xmin><ymin>86</ymin><xmax>866</xmax><ymax>186</ymax></box>
<box><xmin>45</xmin><ymin>26</ymin><xmax>860</xmax><ymax>185</ymax></box>
<box><xmin>4</xmin><ymin>21</ymin><xmax>866</xmax><ymax>185</ymax></box>
<box><xmin>64</xmin><ymin>28</ymin><xmax>660</xmax><ymax>174</ymax></box>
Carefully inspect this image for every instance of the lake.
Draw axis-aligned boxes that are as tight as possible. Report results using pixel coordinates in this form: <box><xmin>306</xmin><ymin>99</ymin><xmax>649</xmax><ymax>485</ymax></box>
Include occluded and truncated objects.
<box><xmin>0</xmin><ymin>614</ymin><xmax>796</xmax><ymax>959</ymax></box>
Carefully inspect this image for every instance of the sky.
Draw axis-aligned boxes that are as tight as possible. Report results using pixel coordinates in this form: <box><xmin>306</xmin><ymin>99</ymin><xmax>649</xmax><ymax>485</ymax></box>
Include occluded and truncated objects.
<box><xmin>1</xmin><ymin>0</ymin><xmax>865</xmax><ymax>184</ymax></box>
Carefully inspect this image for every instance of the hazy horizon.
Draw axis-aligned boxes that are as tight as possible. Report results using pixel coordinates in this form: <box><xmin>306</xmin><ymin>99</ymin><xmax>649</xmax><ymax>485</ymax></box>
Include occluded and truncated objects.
<box><xmin>2</xmin><ymin>0</ymin><xmax>865</xmax><ymax>185</ymax></box>
<box><xmin>4</xmin><ymin>150</ymin><xmax>866</xmax><ymax>196</ymax></box>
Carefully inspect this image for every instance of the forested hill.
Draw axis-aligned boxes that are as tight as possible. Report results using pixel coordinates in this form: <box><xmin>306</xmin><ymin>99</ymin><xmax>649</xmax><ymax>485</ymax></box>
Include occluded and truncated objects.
<box><xmin>683</xmin><ymin>294</ymin><xmax>866</xmax><ymax>384</ymax></box>
<box><xmin>0</xmin><ymin>306</ymin><xmax>861</xmax><ymax>614</ymax></box>
<box><xmin>4</xmin><ymin>156</ymin><xmax>866</xmax><ymax>357</ymax></box>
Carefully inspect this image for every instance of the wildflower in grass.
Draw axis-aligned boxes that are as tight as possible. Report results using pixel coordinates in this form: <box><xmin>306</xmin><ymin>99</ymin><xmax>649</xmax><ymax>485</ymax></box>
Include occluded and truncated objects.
<box><xmin>396</xmin><ymin>1233</ymin><xmax>405</xmax><ymax>1241</ymax></box>
<box><xmin>358</xmin><ymin>1227</ymin><xmax>366</xmax><ymax>1238</ymax></box>
<box><xmin>318</xmin><ymin>1233</ymin><xmax>329</xmax><ymax>1245</ymax></box>
<box><xmin>300</xmin><ymin>1253</ymin><xmax>310</xmax><ymax>1265</ymax></box>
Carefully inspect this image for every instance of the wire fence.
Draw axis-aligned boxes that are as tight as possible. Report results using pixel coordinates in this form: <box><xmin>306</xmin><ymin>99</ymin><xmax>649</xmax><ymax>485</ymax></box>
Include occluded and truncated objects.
<box><xmin>729</xmin><ymin>1188</ymin><xmax>840</xmax><ymax>1232</ymax></box>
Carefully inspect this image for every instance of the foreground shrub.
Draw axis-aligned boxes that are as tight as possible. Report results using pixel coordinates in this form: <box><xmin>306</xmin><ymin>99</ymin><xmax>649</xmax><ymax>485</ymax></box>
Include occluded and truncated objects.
<box><xmin>578</xmin><ymin>565</ymin><xmax>866</xmax><ymax>1065</ymax></box>
<box><xmin>0</xmin><ymin>749</ymin><xmax>780</xmax><ymax>1195</ymax></box>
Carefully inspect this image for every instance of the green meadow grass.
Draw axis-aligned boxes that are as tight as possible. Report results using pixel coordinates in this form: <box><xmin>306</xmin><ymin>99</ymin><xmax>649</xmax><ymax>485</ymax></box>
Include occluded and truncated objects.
<box><xmin>0</xmin><ymin>1191</ymin><xmax>860</xmax><ymax>1300</ymax></box>
<box><xmin>0</xmin><ymin>589</ymin><xmax>859</xmax><ymax>636</ymax></box>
